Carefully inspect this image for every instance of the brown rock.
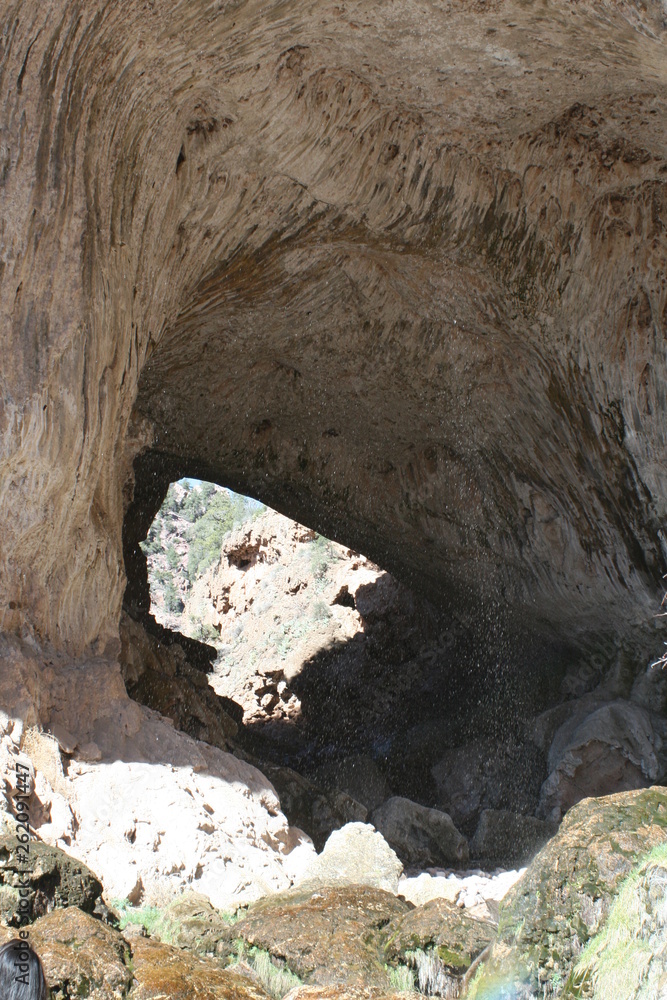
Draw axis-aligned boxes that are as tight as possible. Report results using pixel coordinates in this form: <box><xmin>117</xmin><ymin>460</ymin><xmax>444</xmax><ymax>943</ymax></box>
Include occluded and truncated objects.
<box><xmin>129</xmin><ymin>936</ymin><xmax>271</xmax><ymax>1000</ymax></box>
<box><xmin>382</xmin><ymin>898</ymin><xmax>495</xmax><ymax>971</ymax></box>
<box><xmin>30</xmin><ymin>906</ymin><xmax>133</xmax><ymax>1000</ymax></box>
<box><xmin>163</xmin><ymin>891</ymin><xmax>236</xmax><ymax>957</ymax></box>
<box><xmin>370</xmin><ymin>797</ymin><xmax>469</xmax><ymax>868</ymax></box>
<box><xmin>0</xmin><ymin>837</ymin><xmax>103</xmax><ymax>926</ymax></box>
<box><xmin>283</xmin><ymin>990</ymin><xmax>416</xmax><ymax>1000</ymax></box>
<box><xmin>235</xmin><ymin>885</ymin><xmax>410</xmax><ymax>988</ymax></box>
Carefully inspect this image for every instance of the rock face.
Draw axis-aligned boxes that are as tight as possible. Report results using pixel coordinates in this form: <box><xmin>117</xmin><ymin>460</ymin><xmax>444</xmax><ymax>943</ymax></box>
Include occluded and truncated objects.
<box><xmin>0</xmin><ymin>634</ymin><xmax>312</xmax><ymax>912</ymax></box>
<box><xmin>470</xmin><ymin>786</ymin><xmax>667</xmax><ymax>998</ymax></box>
<box><xmin>0</xmin><ymin>0</ymin><xmax>665</xmax><ymax>666</ymax></box>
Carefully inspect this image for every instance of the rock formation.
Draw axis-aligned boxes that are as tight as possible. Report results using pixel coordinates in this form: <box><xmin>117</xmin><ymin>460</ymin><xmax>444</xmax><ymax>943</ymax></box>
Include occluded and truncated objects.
<box><xmin>0</xmin><ymin>0</ymin><xmax>665</xmax><ymax>664</ymax></box>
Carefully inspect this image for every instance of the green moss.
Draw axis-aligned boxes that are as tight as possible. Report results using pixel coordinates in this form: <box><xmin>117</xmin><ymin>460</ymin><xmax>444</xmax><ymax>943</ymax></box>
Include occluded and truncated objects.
<box><xmin>436</xmin><ymin>944</ymin><xmax>471</xmax><ymax>971</ymax></box>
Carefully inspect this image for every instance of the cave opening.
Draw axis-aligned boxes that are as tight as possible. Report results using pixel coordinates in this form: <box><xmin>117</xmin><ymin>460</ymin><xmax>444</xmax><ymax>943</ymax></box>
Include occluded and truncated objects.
<box><xmin>119</xmin><ymin>458</ymin><xmax>587</xmax><ymax>869</ymax></box>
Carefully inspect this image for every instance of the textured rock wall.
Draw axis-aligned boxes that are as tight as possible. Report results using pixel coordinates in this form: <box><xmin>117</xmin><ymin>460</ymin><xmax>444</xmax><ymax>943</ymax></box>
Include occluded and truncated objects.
<box><xmin>0</xmin><ymin>0</ymin><xmax>666</xmax><ymax>655</ymax></box>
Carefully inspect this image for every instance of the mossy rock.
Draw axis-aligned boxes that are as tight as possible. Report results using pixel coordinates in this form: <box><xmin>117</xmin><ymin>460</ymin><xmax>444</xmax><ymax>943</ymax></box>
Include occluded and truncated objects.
<box><xmin>467</xmin><ymin>787</ymin><xmax>667</xmax><ymax>998</ymax></box>
<box><xmin>0</xmin><ymin>836</ymin><xmax>103</xmax><ymax>925</ymax></box>
<box><xmin>164</xmin><ymin>891</ymin><xmax>237</xmax><ymax>957</ymax></box>
<box><xmin>30</xmin><ymin>906</ymin><xmax>133</xmax><ymax>1000</ymax></box>
<box><xmin>129</xmin><ymin>936</ymin><xmax>271</xmax><ymax>999</ymax></box>
<box><xmin>382</xmin><ymin>897</ymin><xmax>494</xmax><ymax>972</ymax></box>
<box><xmin>233</xmin><ymin>884</ymin><xmax>410</xmax><ymax>988</ymax></box>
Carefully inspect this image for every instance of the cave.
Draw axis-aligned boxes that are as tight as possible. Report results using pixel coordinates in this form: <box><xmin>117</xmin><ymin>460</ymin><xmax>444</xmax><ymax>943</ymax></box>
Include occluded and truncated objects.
<box><xmin>1</xmin><ymin>1</ymin><xmax>667</xmax><ymax>992</ymax></box>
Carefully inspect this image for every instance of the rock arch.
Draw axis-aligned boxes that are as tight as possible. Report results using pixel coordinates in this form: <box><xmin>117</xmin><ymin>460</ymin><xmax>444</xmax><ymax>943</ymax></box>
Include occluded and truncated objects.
<box><xmin>1</xmin><ymin>0</ymin><xmax>666</xmax><ymax>658</ymax></box>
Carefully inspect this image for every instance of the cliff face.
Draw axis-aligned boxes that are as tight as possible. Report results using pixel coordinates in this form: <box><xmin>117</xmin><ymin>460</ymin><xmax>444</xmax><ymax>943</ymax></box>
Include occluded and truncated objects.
<box><xmin>1</xmin><ymin>0</ymin><xmax>666</xmax><ymax>657</ymax></box>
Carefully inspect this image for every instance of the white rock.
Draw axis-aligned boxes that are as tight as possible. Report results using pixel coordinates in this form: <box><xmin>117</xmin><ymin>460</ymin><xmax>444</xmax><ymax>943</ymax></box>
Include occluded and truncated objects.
<box><xmin>0</xmin><ymin>633</ymin><xmax>306</xmax><ymax>910</ymax></box>
<box><xmin>295</xmin><ymin>821</ymin><xmax>403</xmax><ymax>894</ymax></box>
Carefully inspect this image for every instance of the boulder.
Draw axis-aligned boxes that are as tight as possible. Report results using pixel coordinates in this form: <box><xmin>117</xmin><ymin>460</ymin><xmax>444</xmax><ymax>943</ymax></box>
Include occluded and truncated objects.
<box><xmin>470</xmin><ymin>810</ymin><xmax>556</xmax><ymax>869</ymax></box>
<box><xmin>259</xmin><ymin>763</ymin><xmax>367</xmax><ymax>852</ymax></box>
<box><xmin>309</xmin><ymin>756</ymin><xmax>391</xmax><ymax>814</ymax></box>
<box><xmin>0</xmin><ymin>836</ymin><xmax>102</xmax><ymax>925</ymax></box>
<box><xmin>295</xmin><ymin>823</ymin><xmax>403</xmax><ymax>894</ymax></box>
<box><xmin>29</xmin><ymin>906</ymin><xmax>133</xmax><ymax>1000</ymax></box>
<box><xmin>431</xmin><ymin>739</ymin><xmax>546</xmax><ymax>834</ymax></box>
<box><xmin>382</xmin><ymin>897</ymin><xmax>495</xmax><ymax>992</ymax></box>
<box><xmin>129</xmin><ymin>935</ymin><xmax>271</xmax><ymax>999</ymax></box>
<box><xmin>468</xmin><ymin>786</ymin><xmax>667</xmax><ymax>997</ymax></box>
<box><xmin>162</xmin><ymin>891</ymin><xmax>236</xmax><ymax>957</ymax></box>
<box><xmin>235</xmin><ymin>884</ymin><xmax>409</xmax><ymax>988</ymax></box>
<box><xmin>370</xmin><ymin>797</ymin><xmax>468</xmax><ymax>868</ymax></box>
<box><xmin>537</xmin><ymin>699</ymin><xmax>663</xmax><ymax>822</ymax></box>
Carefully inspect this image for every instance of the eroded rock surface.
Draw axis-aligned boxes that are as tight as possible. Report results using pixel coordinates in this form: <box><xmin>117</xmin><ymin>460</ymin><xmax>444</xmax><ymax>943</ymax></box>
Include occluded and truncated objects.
<box><xmin>0</xmin><ymin>837</ymin><xmax>102</xmax><ymax>925</ymax></box>
<box><xmin>130</xmin><ymin>936</ymin><xmax>272</xmax><ymax>1000</ymax></box>
<box><xmin>0</xmin><ymin>0</ymin><xmax>665</xmax><ymax>663</ymax></box>
<box><xmin>30</xmin><ymin>907</ymin><xmax>133</xmax><ymax>1000</ymax></box>
<box><xmin>0</xmin><ymin>634</ymin><xmax>312</xmax><ymax>912</ymax></box>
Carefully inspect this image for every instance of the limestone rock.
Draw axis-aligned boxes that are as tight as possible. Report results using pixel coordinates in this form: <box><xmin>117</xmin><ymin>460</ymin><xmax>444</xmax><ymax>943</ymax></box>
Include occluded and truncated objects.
<box><xmin>470</xmin><ymin>810</ymin><xmax>556</xmax><ymax>869</ymax></box>
<box><xmin>309</xmin><ymin>756</ymin><xmax>391</xmax><ymax>814</ymax></box>
<box><xmin>0</xmin><ymin>0</ymin><xmax>665</xmax><ymax>676</ymax></box>
<box><xmin>235</xmin><ymin>885</ymin><xmax>410</xmax><ymax>988</ymax></box>
<box><xmin>129</xmin><ymin>935</ymin><xmax>271</xmax><ymax>1000</ymax></box>
<box><xmin>30</xmin><ymin>907</ymin><xmax>133</xmax><ymax>1000</ymax></box>
<box><xmin>370</xmin><ymin>797</ymin><xmax>468</xmax><ymax>868</ymax></box>
<box><xmin>1</xmin><ymin>636</ymin><xmax>303</xmax><ymax>911</ymax></box>
<box><xmin>564</xmin><ymin>845</ymin><xmax>667</xmax><ymax>1000</ymax></box>
<box><xmin>0</xmin><ymin>837</ymin><xmax>102</xmax><ymax>925</ymax></box>
<box><xmin>470</xmin><ymin>786</ymin><xmax>667</xmax><ymax>997</ymax></box>
<box><xmin>537</xmin><ymin>699</ymin><xmax>664</xmax><ymax>822</ymax></box>
<box><xmin>295</xmin><ymin>823</ymin><xmax>403</xmax><ymax>894</ymax></box>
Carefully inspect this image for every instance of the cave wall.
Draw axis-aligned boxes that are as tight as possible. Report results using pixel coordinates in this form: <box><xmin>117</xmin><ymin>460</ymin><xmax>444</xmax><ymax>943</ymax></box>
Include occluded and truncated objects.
<box><xmin>1</xmin><ymin>0</ymin><xmax>666</xmax><ymax>656</ymax></box>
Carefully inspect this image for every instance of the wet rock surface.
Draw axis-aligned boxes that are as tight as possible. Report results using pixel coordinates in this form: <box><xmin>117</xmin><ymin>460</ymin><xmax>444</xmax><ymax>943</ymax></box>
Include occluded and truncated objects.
<box><xmin>370</xmin><ymin>797</ymin><xmax>469</xmax><ymax>868</ymax></box>
<box><xmin>129</xmin><ymin>936</ymin><xmax>272</xmax><ymax>1000</ymax></box>
<box><xmin>382</xmin><ymin>897</ymin><xmax>495</xmax><ymax>969</ymax></box>
<box><xmin>470</xmin><ymin>811</ymin><xmax>556</xmax><ymax>870</ymax></box>
<box><xmin>234</xmin><ymin>885</ymin><xmax>410</xmax><ymax>988</ymax></box>
<box><xmin>472</xmin><ymin>786</ymin><xmax>667</xmax><ymax>997</ymax></box>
